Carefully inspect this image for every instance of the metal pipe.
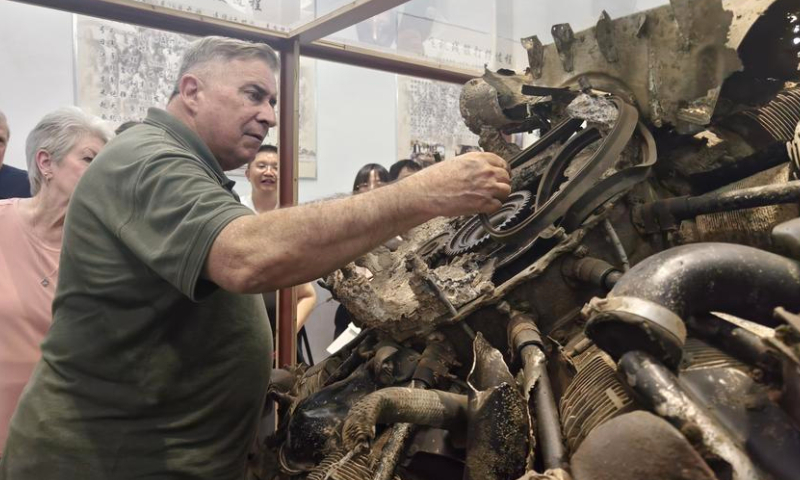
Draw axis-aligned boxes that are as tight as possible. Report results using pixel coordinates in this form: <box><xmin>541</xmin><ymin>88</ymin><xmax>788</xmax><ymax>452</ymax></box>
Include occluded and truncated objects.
<box><xmin>603</xmin><ymin>219</ymin><xmax>630</xmax><ymax>271</ymax></box>
<box><xmin>373</xmin><ymin>335</ymin><xmax>457</xmax><ymax>480</ymax></box>
<box><xmin>586</xmin><ymin>243</ymin><xmax>800</xmax><ymax>368</ymax></box>
<box><xmin>508</xmin><ymin>311</ymin><xmax>566</xmax><ymax>470</ymax></box>
<box><xmin>686</xmin><ymin>314</ymin><xmax>782</xmax><ymax>381</ymax></box>
<box><xmin>373</xmin><ymin>423</ymin><xmax>417</xmax><ymax>480</ymax></box>
<box><xmin>635</xmin><ymin>180</ymin><xmax>800</xmax><ymax>232</ymax></box>
<box><xmin>531</xmin><ymin>351</ymin><xmax>566</xmax><ymax>470</ymax></box>
<box><xmin>618</xmin><ymin>351</ymin><xmax>766</xmax><ymax>480</ymax></box>
<box><xmin>562</xmin><ymin>256</ymin><xmax>622</xmax><ymax>291</ymax></box>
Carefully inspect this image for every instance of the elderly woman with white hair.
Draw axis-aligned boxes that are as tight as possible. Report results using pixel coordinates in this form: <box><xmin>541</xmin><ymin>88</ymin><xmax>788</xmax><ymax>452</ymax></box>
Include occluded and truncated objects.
<box><xmin>0</xmin><ymin>107</ymin><xmax>111</xmax><ymax>451</ymax></box>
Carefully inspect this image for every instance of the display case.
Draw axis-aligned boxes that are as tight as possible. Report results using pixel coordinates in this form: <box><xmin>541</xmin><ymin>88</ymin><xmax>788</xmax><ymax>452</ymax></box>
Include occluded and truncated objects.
<box><xmin>9</xmin><ymin>0</ymin><xmax>671</xmax><ymax>366</ymax></box>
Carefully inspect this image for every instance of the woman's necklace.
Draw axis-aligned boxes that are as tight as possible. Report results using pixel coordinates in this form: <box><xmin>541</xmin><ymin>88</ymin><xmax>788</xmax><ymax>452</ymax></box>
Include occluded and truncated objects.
<box><xmin>28</xmin><ymin>210</ymin><xmax>60</xmax><ymax>288</ymax></box>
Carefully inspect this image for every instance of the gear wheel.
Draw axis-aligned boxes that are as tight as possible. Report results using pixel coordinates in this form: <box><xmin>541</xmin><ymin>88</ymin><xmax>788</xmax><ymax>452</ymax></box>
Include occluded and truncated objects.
<box><xmin>445</xmin><ymin>190</ymin><xmax>533</xmax><ymax>257</ymax></box>
<box><xmin>789</xmin><ymin>121</ymin><xmax>800</xmax><ymax>180</ymax></box>
<box><xmin>416</xmin><ymin>230</ymin><xmax>452</xmax><ymax>264</ymax></box>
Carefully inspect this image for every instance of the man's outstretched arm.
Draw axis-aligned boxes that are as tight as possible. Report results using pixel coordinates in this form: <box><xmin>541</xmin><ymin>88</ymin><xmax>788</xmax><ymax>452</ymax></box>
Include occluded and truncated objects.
<box><xmin>204</xmin><ymin>152</ymin><xmax>510</xmax><ymax>293</ymax></box>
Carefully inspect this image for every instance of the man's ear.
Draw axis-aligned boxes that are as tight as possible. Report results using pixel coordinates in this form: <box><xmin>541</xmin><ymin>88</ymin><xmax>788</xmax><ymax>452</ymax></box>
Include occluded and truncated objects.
<box><xmin>178</xmin><ymin>74</ymin><xmax>202</xmax><ymax>114</ymax></box>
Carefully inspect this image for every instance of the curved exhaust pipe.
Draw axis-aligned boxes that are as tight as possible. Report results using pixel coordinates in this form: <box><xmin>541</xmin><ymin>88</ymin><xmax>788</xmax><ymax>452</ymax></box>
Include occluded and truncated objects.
<box><xmin>584</xmin><ymin>242</ymin><xmax>800</xmax><ymax>368</ymax></box>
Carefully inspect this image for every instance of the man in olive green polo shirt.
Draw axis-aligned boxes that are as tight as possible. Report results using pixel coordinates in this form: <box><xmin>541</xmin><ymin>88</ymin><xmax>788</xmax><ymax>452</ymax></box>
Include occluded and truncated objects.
<box><xmin>0</xmin><ymin>37</ymin><xmax>510</xmax><ymax>479</ymax></box>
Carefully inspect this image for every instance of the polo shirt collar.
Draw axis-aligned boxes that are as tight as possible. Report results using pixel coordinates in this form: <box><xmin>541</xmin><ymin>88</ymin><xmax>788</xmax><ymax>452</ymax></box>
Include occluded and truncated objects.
<box><xmin>144</xmin><ymin>108</ymin><xmax>237</xmax><ymax>191</ymax></box>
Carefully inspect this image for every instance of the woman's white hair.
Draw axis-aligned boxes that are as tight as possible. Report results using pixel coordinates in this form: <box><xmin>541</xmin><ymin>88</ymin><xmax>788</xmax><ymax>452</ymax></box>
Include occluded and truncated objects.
<box><xmin>170</xmin><ymin>36</ymin><xmax>280</xmax><ymax>100</ymax></box>
<box><xmin>25</xmin><ymin>107</ymin><xmax>112</xmax><ymax>195</ymax></box>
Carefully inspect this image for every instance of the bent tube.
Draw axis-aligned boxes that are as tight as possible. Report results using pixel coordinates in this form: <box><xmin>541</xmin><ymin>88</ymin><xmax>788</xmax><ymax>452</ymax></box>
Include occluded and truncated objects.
<box><xmin>586</xmin><ymin>243</ymin><xmax>800</xmax><ymax>367</ymax></box>
<box><xmin>341</xmin><ymin>387</ymin><xmax>467</xmax><ymax>450</ymax></box>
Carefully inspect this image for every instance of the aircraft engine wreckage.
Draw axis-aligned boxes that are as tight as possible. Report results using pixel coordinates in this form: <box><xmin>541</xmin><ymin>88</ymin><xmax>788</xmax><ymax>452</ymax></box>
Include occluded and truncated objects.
<box><xmin>253</xmin><ymin>1</ymin><xmax>800</xmax><ymax>479</ymax></box>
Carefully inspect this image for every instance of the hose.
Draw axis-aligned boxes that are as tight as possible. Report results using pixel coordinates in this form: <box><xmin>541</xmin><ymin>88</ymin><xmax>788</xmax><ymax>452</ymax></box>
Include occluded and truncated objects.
<box><xmin>341</xmin><ymin>387</ymin><xmax>468</xmax><ymax>450</ymax></box>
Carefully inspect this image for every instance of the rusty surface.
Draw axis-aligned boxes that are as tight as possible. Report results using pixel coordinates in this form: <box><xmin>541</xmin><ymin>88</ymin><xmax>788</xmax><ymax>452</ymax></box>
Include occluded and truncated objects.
<box><xmin>571</xmin><ymin>411</ymin><xmax>718</xmax><ymax>480</ymax></box>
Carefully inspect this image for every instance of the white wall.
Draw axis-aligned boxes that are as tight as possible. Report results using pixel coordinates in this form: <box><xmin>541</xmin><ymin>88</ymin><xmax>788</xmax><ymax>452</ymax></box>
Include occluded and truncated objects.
<box><xmin>0</xmin><ymin>2</ymin><xmax>76</xmax><ymax>170</ymax></box>
<box><xmin>300</xmin><ymin>59</ymin><xmax>397</xmax><ymax>202</ymax></box>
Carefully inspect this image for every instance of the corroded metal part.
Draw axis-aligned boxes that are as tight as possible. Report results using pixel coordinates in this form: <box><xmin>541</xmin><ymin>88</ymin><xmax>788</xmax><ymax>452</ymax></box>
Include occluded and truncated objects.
<box><xmin>521</xmin><ymin>35</ymin><xmax>544</xmax><ymax>79</ymax></box>
<box><xmin>551</xmin><ymin>24</ymin><xmax>576</xmax><ymax>73</ymax></box>
<box><xmin>619</xmin><ymin>351</ymin><xmax>767</xmax><ymax>480</ymax></box>
<box><xmin>304</xmin><ymin>4</ymin><xmax>800</xmax><ymax>479</ymax></box>
<box><xmin>520</xmin><ymin>0</ymin><xmax>776</xmax><ymax>129</ymax></box>
<box><xmin>465</xmin><ymin>334</ymin><xmax>529</xmax><ymax>480</ymax></box>
<box><xmin>594</xmin><ymin>11</ymin><xmax>618</xmax><ymax>64</ymax></box>
<box><xmin>571</xmin><ymin>411</ymin><xmax>718</xmax><ymax>480</ymax></box>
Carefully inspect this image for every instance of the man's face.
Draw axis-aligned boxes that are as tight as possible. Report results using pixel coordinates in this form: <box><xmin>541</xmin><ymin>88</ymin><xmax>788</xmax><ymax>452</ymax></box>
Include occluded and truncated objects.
<box><xmin>246</xmin><ymin>150</ymin><xmax>278</xmax><ymax>193</ymax></box>
<box><xmin>193</xmin><ymin>58</ymin><xmax>278</xmax><ymax>171</ymax></box>
<box><xmin>0</xmin><ymin>120</ymin><xmax>8</xmax><ymax>168</ymax></box>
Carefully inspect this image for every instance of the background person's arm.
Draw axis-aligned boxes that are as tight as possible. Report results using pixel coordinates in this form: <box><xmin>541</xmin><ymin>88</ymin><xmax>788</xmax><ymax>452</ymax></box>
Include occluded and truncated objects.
<box><xmin>203</xmin><ymin>152</ymin><xmax>510</xmax><ymax>293</ymax></box>
<box><xmin>296</xmin><ymin>282</ymin><xmax>317</xmax><ymax>330</ymax></box>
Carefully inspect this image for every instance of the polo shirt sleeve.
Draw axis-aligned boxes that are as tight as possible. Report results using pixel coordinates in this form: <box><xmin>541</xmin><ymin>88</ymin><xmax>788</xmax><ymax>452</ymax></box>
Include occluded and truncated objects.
<box><xmin>118</xmin><ymin>153</ymin><xmax>253</xmax><ymax>301</ymax></box>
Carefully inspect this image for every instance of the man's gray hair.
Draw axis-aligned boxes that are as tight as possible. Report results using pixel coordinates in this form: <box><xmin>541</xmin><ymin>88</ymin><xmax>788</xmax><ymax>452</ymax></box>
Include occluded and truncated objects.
<box><xmin>171</xmin><ymin>36</ymin><xmax>280</xmax><ymax>99</ymax></box>
<box><xmin>26</xmin><ymin>107</ymin><xmax>112</xmax><ymax>195</ymax></box>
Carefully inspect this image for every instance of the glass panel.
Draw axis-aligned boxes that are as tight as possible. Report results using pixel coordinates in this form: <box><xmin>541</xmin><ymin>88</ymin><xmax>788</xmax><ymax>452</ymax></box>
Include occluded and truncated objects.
<box><xmin>324</xmin><ymin>0</ymin><xmax>500</xmax><ymax>71</ymax></box>
<box><xmin>396</xmin><ymin>74</ymin><xmax>479</xmax><ymax>162</ymax></box>
<box><xmin>126</xmin><ymin>0</ymin><xmax>317</xmax><ymax>32</ymax></box>
<box><xmin>74</xmin><ymin>14</ymin><xmax>317</xmax><ymax>181</ymax></box>
<box><xmin>509</xmin><ymin>0</ymin><xmax>669</xmax><ymax>69</ymax></box>
<box><xmin>322</xmin><ymin>0</ymin><xmax>670</xmax><ymax>72</ymax></box>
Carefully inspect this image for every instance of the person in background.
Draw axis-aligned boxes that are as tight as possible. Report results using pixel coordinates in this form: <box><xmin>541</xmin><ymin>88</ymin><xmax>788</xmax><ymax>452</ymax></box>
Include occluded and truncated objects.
<box><xmin>353</xmin><ymin>163</ymin><xmax>390</xmax><ymax>193</ymax></box>
<box><xmin>389</xmin><ymin>159</ymin><xmax>422</xmax><ymax>181</ymax></box>
<box><xmin>243</xmin><ymin>144</ymin><xmax>317</xmax><ymax>362</ymax></box>
<box><xmin>0</xmin><ymin>107</ymin><xmax>111</xmax><ymax>452</ymax></box>
<box><xmin>0</xmin><ymin>110</ymin><xmax>31</xmax><ymax>200</ymax></box>
<box><xmin>458</xmin><ymin>145</ymin><xmax>481</xmax><ymax>155</ymax></box>
<box><xmin>334</xmin><ymin>163</ymin><xmax>394</xmax><ymax>338</ymax></box>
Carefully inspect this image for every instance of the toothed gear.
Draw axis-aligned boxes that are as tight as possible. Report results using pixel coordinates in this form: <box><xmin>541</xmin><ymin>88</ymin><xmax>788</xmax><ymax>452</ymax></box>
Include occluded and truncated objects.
<box><xmin>416</xmin><ymin>230</ymin><xmax>452</xmax><ymax>264</ymax></box>
<box><xmin>790</xmin><ymin>121</ymin><xmax>800</xmax><ymax>179</ymax></box>
<box><xmin>445</xmin><ymin>190</ymin><xmax>533</xmax><ymax>257</ymax></box>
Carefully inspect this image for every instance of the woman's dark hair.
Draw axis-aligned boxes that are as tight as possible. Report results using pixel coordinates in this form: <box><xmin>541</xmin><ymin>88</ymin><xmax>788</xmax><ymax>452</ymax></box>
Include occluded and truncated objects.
<box><xmin>352</xmin><ymin>163</ymin><xmax>390</xmax><ymax>192</ymax></box>
<box><xmin>389</xmin><ymin>159</ymin><xmax>422</xmax><ymax>181</ymax></box>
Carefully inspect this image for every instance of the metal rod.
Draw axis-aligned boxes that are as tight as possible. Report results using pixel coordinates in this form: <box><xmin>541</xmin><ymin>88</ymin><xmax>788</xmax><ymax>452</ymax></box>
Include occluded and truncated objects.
<box><xmin>531</xmin><ymin>356</ymin><xmax>566</xmax><ymax>470</ymax></box>
<box><xmin>618</xmin><ymin>351</ymin><xmax>762</xmax><ymax>480</ymax></box>
<box><xmin>636</xmin><ymin>180</ymin><xmax>800</xmax><ymax>232</ymax></box>
<box><xmin>373</xmin><ymin>423</ymin><xmax>418</xmax><ymax>480</ymax></box>
<box><xmin>277</xmin><ymin>40</ymin><xmax>300</xmax><ymax>368</ymax></box>
<box><xmin>508</xmin><ymin>310</ymin><xmax>566</xmax><ymax>470</ymax></box>
<box><xmin>686</xmin><ymin>314</ymin><xmax>781</xmax><ymax>381</ymax></box>
<box><xmin>603</xmin><ymin>219</ymin><xmax>630</xmax><ymax>271</ymax></box>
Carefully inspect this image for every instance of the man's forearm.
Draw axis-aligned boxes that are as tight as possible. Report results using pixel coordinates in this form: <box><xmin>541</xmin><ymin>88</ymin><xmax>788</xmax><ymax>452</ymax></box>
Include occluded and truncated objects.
<box><xmin>207</xmin><ymin>181</ymin><xmax>433</xmax><ymax>293</ymax></box>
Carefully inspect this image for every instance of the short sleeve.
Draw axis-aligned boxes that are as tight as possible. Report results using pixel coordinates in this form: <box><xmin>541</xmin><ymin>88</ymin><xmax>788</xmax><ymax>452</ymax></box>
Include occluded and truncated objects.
<box><xmin>118</xmin><ymin>154</ymin><xmax>253</xmax><ymax>301</ymax></box>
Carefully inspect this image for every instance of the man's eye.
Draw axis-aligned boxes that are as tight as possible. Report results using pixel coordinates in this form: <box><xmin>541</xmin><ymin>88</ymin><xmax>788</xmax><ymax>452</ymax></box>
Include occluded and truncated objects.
<box><xmin>269</xmin><ymin>98</ymin><xmax>277</xmax><ymax>108</ymax></box>
<box><xmin>247</xmin><ymin>90</ymin><xmax>263</xmax><ymax>102</ymax></box>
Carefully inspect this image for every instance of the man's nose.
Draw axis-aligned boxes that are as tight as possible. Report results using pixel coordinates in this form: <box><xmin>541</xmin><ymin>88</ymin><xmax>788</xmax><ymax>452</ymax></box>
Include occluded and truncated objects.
<box><xmin>257</xmin><ymin>103</ymin><xmax>277</xmax><ymax>128</ymax></box>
